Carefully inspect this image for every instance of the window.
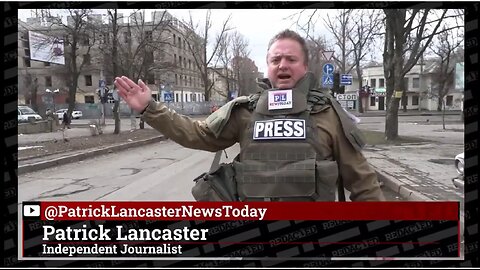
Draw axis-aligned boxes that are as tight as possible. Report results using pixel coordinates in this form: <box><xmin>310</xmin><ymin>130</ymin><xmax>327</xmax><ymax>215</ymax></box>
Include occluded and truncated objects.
<box><xmin>183</xmin><ymin>40</ymin><xmax>186</xmax><ymax>50</ymax></box>
<box><xmin>189</xmin><ymin>77</ymin><xmax>192</xmax><ymax>86</ymax></box>
<box><xmin>45</xmin><ymin>76</ymin><xmax>52</xmax><ymax>87</ymax></box>
<box><xmin>179</xmin><ymin>56</ymin><xmax>182</xmax><ymax>67</ymax></box>
<box><xmin>24</xmin><ymin>58</ymin><xmax>31</xmax><ymax>67</ymax></box>
<box><xmin>189</xmin><ymin>59</ymin><xmax>191</xmax><ymax>70</ymax></box>
<box><xmin>370</xmin><ymin>78</ymin><xmax>376</xmax><ymax>88</ymax></box>
<box><xmin>174</xmin><ymin>54</ymin><xmax>177</xmax><ymax>65</ymax></box>
<box><xmin>370</xmin><ymin>96</ymin><xmax>376</xmax><ymax>106</ymax></box>
<box><xmin>178</xmin><ymin>37</ymin><xmax>181</xmax><ymax>49</ymax></box>
<box><xmin>403</xmin><ymin>78</ymin><xmax>409</xmax><ymax>90</ymax></box>
<box><xmin>413</xmin><ymin>78</ymin><xmax>420</xmax><ymax>88</ymax></box>
<box><xmin>145</xmin><ymin>31</ymin><xmax>153</xmax><ymax>41</ymax></box>
<box><xmin>412</xmin><ymin>95</ymin><xmax>419</xmax><ymax>105</ymax></box>
<box><xmin>175</xmin><ymin>93</ymin><xmax>179</xmax><ymax>102</ymax></box>
<box><xmin>83</xmin><ymin>54</ymin><xmax>91</xmax><ymax>65</ymax></box>
<box><xmin>175</xmin><ymin>74</ymin><xmax>178</xmax><ymax>85</ymax></box>
<box><xmin>379</xmin><ymin>78</ymin><xmax>385</xmax><ymax>88</ymax></box>
<box><xmin>446</xmin><ymin>95</ymin><xmax>453</xmax><ymax>106</ymax></box>
<box><xmin>85</xmin><ymin>75</ymin><xmax>92</xmax><ymax>86</ymax></box>
<box><xmin>84</xmin><ymin>95</ymin><xmax>95</xmax><ymax>104</ymax></box>
<box><xmin>24</xmin><ymin>48</ymin><xmax>30</xmax><ymax>56</ymax></box>
<box><xmin>173</xmin><ymin>34</ymin><xmax>176</xmax><ymax>46</ymax></box>
<box><xmin>44</xmin><ymin>62</ymin><xmax>50</xmax><ymax>67</ymax></box>
<box><xmin>23</xmin><ymin>40</ymin><xmax>29</xmax><ymax>47</ymax></box>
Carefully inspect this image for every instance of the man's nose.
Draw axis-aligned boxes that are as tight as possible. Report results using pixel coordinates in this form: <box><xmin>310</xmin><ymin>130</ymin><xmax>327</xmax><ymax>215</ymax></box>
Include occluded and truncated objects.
<box><xmin>278</xmin><ymin>58</ymin><xmax>288</xmax><ymax>70</ymax></box>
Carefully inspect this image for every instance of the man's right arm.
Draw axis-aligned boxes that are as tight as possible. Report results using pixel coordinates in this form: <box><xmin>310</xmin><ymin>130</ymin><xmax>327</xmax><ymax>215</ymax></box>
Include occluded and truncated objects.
<box><xmin>142</xmin><ymin>100</ymin><xmax>239</xmax><ymax>152</ymax></box>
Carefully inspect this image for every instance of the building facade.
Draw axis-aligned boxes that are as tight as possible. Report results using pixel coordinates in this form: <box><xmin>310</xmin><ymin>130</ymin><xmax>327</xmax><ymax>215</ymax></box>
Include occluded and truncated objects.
<box><xmin>18</xmin><ymin>11</ymin><xmax>205</xmax><ymax>110</ymax></box>
<box><xmin>361</xmin><ymin>62</ymin><xmax>463</xmax><ymax>111</ymax></box>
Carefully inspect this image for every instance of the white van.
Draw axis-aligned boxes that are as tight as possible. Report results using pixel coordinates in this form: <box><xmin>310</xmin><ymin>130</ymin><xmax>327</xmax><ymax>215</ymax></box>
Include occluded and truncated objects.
<box><xmin>18</xmin><ymin>105</ymin><xmax>42</xmax><ymax>123</ymax></box>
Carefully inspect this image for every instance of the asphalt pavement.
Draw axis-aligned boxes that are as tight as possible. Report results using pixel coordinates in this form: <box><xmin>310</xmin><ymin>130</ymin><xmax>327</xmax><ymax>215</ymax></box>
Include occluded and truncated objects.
<box><xmin>18</xmin><ymin>113</ymin><xmax>464</xmax><ymax>204</ymax></box>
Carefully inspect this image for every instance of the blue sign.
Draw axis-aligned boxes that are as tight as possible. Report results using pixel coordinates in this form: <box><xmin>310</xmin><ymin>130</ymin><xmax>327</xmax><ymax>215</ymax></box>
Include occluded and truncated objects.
<box><xmin>164</xmin><ymin>91</ymin><xmax>173</xmax><ymax>102</ymax></box>
<box><xmin>99</xmin><ymin>79</ymin><xmax>106</xmax><ymax>88</ymax></box>
<box><xmin>274</xmin><ymin>93</ymin><xmax>287</xmax><ymax>102</ymax></box>
<box><xmin>340</xmin><ymin>74</ymin><xmax>353</xmax><ymax>85</ymax></box>
<box><xmin>322</xmin><ymin>63</ymin><xmax>335</xmax><ymax>75</ymax></box>
<box><xmin>322</xmin><ymin>74</ymin><xmax>334</xmax><ymax>87</ymax></box>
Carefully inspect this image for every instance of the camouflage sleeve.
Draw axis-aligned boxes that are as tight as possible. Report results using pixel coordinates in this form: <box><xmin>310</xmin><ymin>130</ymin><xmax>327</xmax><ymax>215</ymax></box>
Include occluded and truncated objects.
<box><xmin>314</xmin><ymin>107</ymin><xmax>386</xmax><ymax>201</ymax></box>
<box><xmin>141</xmin><ymin>100</ymin><xmax>239</xmax><ymax>152</ymax></box>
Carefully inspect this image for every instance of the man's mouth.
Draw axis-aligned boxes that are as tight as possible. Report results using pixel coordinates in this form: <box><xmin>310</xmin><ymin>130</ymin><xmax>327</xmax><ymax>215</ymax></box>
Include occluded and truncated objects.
<box><xmin>278</xmin><ymin>74</ymin><xmax>291</xmax><ymax>80</ymax></box>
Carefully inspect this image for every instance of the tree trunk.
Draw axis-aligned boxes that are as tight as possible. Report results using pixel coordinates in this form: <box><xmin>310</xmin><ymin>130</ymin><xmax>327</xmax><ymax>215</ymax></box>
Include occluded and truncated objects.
<box><xmin>113</xmin><ymin>100</ymin><xmax>120</xmax><ymax>134</ymax></box>
<box><xmin>385</xmin><ymin>97</ymin><xmax>400</xmax><ymax>140</ymax></box>
<box><xmin>442</xmin><ymin>100</ymin><xmax>446</xmax><ymax>130</ymax></box>
<box><xmin>112</xmin><ymin>9</ymin><xmax>121</xmax><ymax>135</ymax></box>
<box><xmin>437</xmin><ymin>96</ymin><xmax>443</xmax><ymax>111</ymax></box>
<box><xmin>358</xmin><ymin>85</ymin><xmax>364</xmax><ymax>114</ymax></box>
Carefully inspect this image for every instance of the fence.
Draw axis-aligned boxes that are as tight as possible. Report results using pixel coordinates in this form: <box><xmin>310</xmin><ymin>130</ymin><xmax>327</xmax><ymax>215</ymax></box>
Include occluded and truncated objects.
<box><xmin>37</xmin><ymin>101</ymin><xmax>225</xmax><ymax>119</ymax></box>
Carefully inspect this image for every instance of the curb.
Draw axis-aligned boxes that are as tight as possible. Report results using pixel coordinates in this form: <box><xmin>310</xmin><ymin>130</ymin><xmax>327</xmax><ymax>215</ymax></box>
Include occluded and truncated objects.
<box><xmin>373</xmin><ymin>167</ymin><xmax>432</xmax><ymax>201</ymax></box>
<box><xmin>18</xmin><ymin>135</ymin><xmax>166</xmax><ymax>175</ymax></box>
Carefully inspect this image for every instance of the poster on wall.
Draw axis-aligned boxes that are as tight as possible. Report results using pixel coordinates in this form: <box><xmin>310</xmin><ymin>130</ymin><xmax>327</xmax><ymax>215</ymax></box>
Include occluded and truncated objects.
<box><xmin>28</xmin><ymin>31</ymin><xmax>65</xmax><ymax>65</ymax></box>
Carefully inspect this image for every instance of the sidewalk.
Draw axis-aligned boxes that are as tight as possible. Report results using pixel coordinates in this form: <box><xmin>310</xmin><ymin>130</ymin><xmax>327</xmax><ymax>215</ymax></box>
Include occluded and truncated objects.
<box><xmin>350</xmin><ymin>109</ymin><xmax>462</xmax><ymax>117</ymax></box>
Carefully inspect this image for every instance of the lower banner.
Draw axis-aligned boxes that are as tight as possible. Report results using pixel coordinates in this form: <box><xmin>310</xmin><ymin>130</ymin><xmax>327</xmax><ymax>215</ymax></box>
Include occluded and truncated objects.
<box><xmin>21</xmin><ymin>201</ymin><xmax>461</xmax><ymax>259</ymax></box>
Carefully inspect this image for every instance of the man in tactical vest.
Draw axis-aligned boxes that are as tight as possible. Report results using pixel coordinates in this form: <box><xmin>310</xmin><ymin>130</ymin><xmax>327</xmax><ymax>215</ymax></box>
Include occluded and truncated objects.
<box><xmin>114</xmin><ymin>29</ymin><xmax>385</xmax><ymax>202</ymax></box>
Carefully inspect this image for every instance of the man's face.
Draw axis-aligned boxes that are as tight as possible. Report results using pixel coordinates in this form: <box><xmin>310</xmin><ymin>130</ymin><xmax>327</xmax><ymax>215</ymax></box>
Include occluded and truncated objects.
<box><xmin>267</xmin><ymin>38</ymin><xmax>308</xmax><ymax>89</ymax></box>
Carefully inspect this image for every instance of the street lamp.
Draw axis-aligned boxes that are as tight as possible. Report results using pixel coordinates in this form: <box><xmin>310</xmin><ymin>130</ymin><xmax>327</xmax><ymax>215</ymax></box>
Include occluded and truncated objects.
<box><xmin>46</xmin><ymin>88</ymin><xmax>60</xmax><ymax>112</ymax></box>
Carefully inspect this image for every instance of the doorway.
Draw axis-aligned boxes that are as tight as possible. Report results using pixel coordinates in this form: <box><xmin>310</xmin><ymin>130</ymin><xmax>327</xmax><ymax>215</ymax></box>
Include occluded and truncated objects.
<box><xmin>378</xmin><ymin>96</ymin><xmax>385</xmax><ymax>110</ymax></box>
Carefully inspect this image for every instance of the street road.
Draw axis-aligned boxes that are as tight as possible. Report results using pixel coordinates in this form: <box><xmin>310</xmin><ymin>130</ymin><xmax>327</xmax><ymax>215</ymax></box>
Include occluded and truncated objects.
<box><xmin>18</xmin><ymin>140</ymin><xmax>402</xmax><ymax>202</ymax></box>
<box><xmin>19</xmin><ymin>140</ymin><xmax>237</xmax><ymax>202</ymax></box>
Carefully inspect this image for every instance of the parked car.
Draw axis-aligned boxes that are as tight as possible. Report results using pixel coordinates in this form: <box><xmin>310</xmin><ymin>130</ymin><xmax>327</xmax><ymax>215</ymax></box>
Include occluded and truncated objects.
<box><xmin>56</xmin><ymin>109</ymin><xmax>83</xmax><ymax>120</ymax></box>
<box><xmin>452</xmin><ymin>152</ymin><xmax>464</xmax><ymax>189</ymax></box>
<box><xmin>18</xmin><ymin>105</ymin><xmax>42</xmax><ymax>123</ymax></box>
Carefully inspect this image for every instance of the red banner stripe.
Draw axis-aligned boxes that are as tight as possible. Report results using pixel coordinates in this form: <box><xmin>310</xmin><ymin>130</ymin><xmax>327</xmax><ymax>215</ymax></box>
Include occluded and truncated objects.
<box><xmin>37</xmin><ymin>202</ymin><xmax>459</xmax><ymax>221</ymax></box>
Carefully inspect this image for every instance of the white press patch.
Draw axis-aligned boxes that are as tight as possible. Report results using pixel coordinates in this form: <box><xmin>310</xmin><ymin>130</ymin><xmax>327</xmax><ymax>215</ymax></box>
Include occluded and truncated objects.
<box><xmin>268</xmin><ymin>90</ymin><xmax>293</xmax><ymax>110</ymax></box>
<box><xmin>253</xmin><ymin>119</ymin><xmax>306</xmax><ymax>140</ymax></box>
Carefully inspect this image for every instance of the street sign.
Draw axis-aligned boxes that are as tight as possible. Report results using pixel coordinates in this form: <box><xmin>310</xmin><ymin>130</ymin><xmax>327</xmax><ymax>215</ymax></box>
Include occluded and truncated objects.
<box><xmin>322</xmin><ymin>74</ymin><xmax>334</xmax><ymax>87</ymax></box>
<box><xmin>322</xmin><ymin>51</ymin><xmax>334</xmax><ymax>61</ymax></box>
<box><xmin>322</xmin><ymin>63</ymin><xmax>335</xmax><ymax>75</ymax></box>
<box><xmin>112</xmin><ymin>89</ymin><xmax>119</xmax><ymax>101</ymax></box>
<box><xmin>336</xmin><ymin>94</ymin><xmax>358</xmax><ymax>101</ymax></box>
<box><xmin>99</xmin><ymin>79</ymin><xmax>106</xmax><ymax>88</ymax></box>
<box><xmin>164</xmin><ymin>91</ymin><xmax>173</xmax><ymax>102</ymax></box>
<box><xmin>340</xmin><ymin>74</ymin><xmax>353</xmax><ymax>85</ymax></box>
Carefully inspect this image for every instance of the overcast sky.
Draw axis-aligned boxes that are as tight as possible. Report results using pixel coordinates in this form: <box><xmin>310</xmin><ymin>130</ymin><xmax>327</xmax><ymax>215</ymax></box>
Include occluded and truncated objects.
<box><xmin>19</xmin><ymin>9</ymin><xmax>335</xmax><ymax>74</ymax></box>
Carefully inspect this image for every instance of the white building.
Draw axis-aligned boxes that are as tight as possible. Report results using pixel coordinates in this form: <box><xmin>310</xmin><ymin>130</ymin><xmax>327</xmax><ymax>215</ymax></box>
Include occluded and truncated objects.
<box><xmin>362</xmin><ymin>62</ymin><xmax>463</xmax><ymax>111</ymax></box>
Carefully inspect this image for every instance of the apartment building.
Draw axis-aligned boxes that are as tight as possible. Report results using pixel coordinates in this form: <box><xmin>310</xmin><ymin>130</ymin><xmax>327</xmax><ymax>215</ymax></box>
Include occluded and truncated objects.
<box><xmin>18</xmin><ymin>10</ymin><xmax>205</xmax><ymax>108</ymax></box>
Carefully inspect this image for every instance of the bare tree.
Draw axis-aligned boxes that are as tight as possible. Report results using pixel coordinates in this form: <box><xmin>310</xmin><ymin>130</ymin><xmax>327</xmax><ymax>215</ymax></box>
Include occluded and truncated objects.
<box><xmin>213</xmin><ymin>32</ymin><xmax>232</xmax><ymax>101</ymax></box>
<box><xmin>429</xmin><ymin>26</ymin><xmax>464</xmax><ymax>129</ymax></box>
<box><xmin>305</xmin><ymin>36</ymin><xmax>328</xmax><ymax>83</ymax></box>
<box><xmin>101</xmin><ymin>9</ymin><xmax>122</xmax><ymax>134</ymax></box>
<box><xmin>41</xmin><ymin>9</ymin><xmax>98</xmax><ymax>120</ymax></box>
<box><xmin>383</xmin><ymin>9</ymin><xmax>463</xmax><ymax>140</ymax></box>
<box><xmin>348</xmin><ymin>9</ymin><xmax>383</xmax><ymax>113</ymax></box>
<box><xmin>182</xmin><ymin>10</ymin><xmax>232</xmax><ymax>101</ymax></box>
<box><xmin>323</xmin><ymin>10</ymin><xmax>355</xmax><ymax>75</ymax></box>
<box><xmin>294</xmin><ymin>9</ymin><xmax>382</xmax><ymax>112</ymax></box>
<box><xmin>103</xmin><ymin>10</ymin><xmax>173</xmax><ymax>128</ymax></box>
<box><xmin>230</xmin><ymin>31</ymin><xmax>256</xmax><ymax>96</ymax></box>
